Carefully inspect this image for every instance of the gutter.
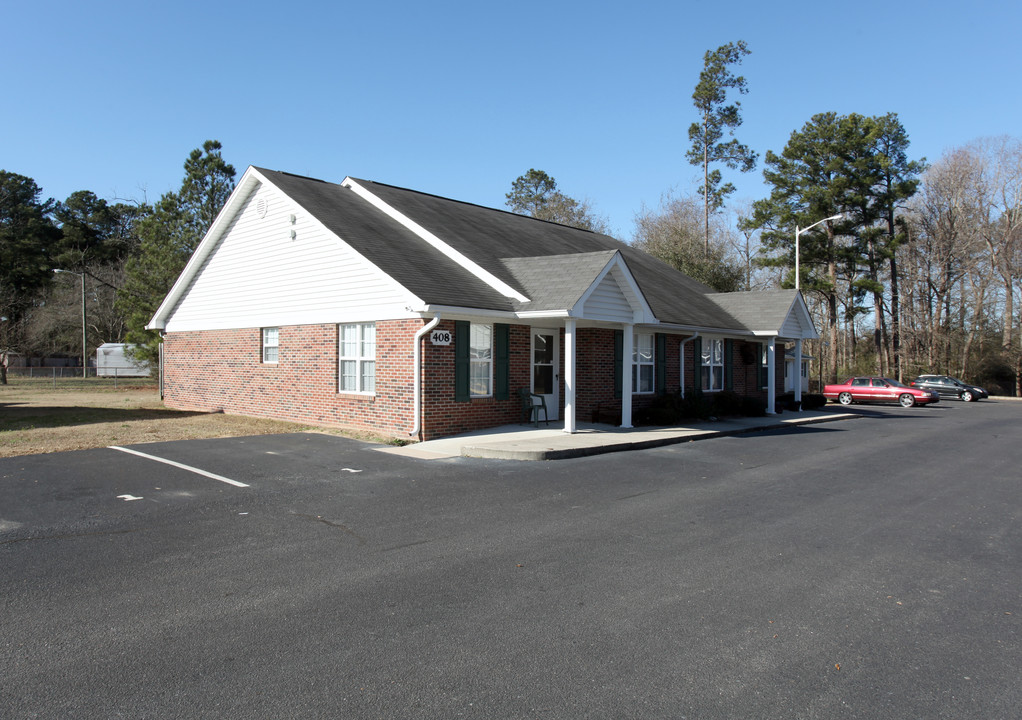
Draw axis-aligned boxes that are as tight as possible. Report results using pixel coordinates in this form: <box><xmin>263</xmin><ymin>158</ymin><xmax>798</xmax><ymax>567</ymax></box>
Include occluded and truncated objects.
<box><xmin>409</xmin><ymin>313</ymin><xmax>442</xmax><ymax>438</ymax></box>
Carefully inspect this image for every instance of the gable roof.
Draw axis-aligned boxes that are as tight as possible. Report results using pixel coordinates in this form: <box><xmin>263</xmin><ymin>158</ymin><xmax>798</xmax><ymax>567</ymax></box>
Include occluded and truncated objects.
<box><xmin>707</xmin><ymin>289</ymin><xmax>819</xmax><ymax>340</ymax></box>
<box><xmin>342</xmin><ymin>177</ymin><xmax>741</xmax><ymax>328</ymax></box>
<box><xmin>150</xmin><ymin>166</ymin><xmax>818</xmax><ymax>341</ymax></box>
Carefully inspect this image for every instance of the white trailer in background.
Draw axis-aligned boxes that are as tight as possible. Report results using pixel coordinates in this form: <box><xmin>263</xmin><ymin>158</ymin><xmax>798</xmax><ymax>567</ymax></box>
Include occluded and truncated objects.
<box><xmin>96</xmin><ymin>343</ymin><xmax>151</xmax><ymax>377</ymax></box>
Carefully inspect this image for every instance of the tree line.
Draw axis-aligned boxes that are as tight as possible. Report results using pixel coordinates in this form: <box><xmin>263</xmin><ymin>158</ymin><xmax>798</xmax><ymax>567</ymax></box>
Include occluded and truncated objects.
<box><xmin>508</xmin><ymin>42</ymin><xmax>1022</xmax><ymax>396</ymax></box>
<box><xmin>0</xmin><ymin>140</ymin><xmax>234</xmax><ymax>383</ymax></box>
<box><xmin>3</xmin><ymin>42</ymin><xmax>1020</xmax><ymax>395</ymax></box>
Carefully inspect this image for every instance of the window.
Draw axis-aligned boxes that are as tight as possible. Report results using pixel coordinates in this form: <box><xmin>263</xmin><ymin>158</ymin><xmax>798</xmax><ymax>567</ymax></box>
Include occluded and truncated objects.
<box><xmin>262</xmin><ymin>327</ymin><xmax>279</xmax><ymax>363</ymax></box>
<box><xmin>760</xmin><ymin>344</ymin><xmax>769</xmax><ymax>388</ymax></box>
<box><xmin>633</xmin><ymin>333</ymin><xmax>654</xmax><ymax>393</ymax></box>
<box><xmin>470</xmin><ymin>324</ymin><xmax>492</xmax><ymax>397</ymax></box>
<box><xmin>339</xmin><ymin>323</ymin><xmax>375</xmax><ymax>393</ymax></box>
<box><xmin>701</xmin><ymin>337</ymin><xmax>725</xmax><ymax>391</ymax></box>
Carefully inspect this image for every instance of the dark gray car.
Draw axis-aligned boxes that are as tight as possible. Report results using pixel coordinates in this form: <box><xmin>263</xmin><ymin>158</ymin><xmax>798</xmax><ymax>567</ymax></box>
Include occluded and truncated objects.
<box><xmin>910</xmin><ymin>374</ymin><xmax>989</xmax><ymax>401</ymax></box>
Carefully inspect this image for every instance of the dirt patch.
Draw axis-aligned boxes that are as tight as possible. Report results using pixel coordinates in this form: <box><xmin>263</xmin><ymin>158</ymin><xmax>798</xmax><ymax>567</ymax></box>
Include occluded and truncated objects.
<box><xmin>0</xmin><ymin>382</ymin><xmax>318</xmax><ymax>458</ymax></box>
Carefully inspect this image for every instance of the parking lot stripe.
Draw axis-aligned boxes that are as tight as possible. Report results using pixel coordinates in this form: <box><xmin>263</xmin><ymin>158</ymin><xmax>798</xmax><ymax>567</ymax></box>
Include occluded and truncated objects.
<box><xmin>108</xmin><ymin>446</ymin><xmax>250</xmax><ymax>488</ymax></box>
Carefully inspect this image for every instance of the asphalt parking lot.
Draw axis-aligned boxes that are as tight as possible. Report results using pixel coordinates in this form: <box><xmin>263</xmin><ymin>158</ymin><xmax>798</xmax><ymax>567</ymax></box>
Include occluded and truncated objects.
<box><xmin>2</xmin><ymin>400</ymin><xmax>1020</xmax><ymax>719</ymax></box>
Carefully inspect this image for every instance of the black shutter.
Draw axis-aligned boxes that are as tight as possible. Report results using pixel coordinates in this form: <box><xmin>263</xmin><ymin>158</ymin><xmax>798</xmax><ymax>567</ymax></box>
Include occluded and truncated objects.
<box><xmin>455</xmin><ymin>321</ymin><xmax>469</xmax><ymax>402</ymax></box>
<box><xmin>724</xmin><ymin>339</ymin><xmax>734</xmax><ymax>391</ymax></box>
<box><xmin>495</xmin><ymin>323</ymin><xmax>509</xmax><ymax>401</ymax></box>
<box><xmin>655</xmin><ymin>333</ymin><xmax>666</xmax><ymax>394</ymax></box>
<box><xmin>691</xmin><ymin>336</ymin><xmax>702</xmax><ymax>393</ymax></box>
<box><xmin>613</xmin><ymin>330</ymin><xmax>623</xmax><ymax>399</ymax></box>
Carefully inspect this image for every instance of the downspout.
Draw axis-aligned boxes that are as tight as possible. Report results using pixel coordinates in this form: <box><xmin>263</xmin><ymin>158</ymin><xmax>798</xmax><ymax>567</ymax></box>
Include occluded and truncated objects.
<box><xmin>679</xmin><ymin>332</ymin><xmax>699</xmax><ymax>399</ymax></box>
<box><xmin>409</xmin><ymin>313</ymin><xmax>441</xmax><ymax>438</ymax></box>
<box><xmin>158</xmin><ymin>332</ymin><xmax>166</xmax><ymax>400</ymax></box>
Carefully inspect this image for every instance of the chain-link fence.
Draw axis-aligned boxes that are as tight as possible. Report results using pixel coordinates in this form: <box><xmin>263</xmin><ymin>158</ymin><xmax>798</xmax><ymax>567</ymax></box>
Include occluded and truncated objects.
<box><xmin>2</xmin><ymin>367</ymin><xmax>158</xmax><ymax>390</ymax></box>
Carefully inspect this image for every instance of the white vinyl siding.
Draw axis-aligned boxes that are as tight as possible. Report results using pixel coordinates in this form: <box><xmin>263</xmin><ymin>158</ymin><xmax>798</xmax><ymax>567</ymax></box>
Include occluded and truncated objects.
<box><xmin>164</xmin><ymin>183</ymin><xmax>414</xmax><ymax>332</ymax></box>
<box><xmin>782</xmin><ymin>313</ymin><xmax>803</xmax><ymax>339</ymax></box>
<box><xmin>582</xmin><ymin>273</ymin><xmax>634</xmax><ymax>323</ymax></box>
<box><xmin>339</xmin><ymin>323</ymin><xmax>375</xmax><ymax>393</ymax></box>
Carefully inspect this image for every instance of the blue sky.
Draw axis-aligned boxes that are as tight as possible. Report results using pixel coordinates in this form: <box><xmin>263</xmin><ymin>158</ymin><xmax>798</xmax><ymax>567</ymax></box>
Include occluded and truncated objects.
<box><xmin>4</xmin><ymin>0</ymin><xmax>1019</xmax><ymax>239</ymax></box>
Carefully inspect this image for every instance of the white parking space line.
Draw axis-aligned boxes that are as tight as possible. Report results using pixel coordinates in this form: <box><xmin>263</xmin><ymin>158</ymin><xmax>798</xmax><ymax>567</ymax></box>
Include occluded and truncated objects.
<box><xmin>108</xmin><ymin>446</ymin><xmax>249</xmax><ymax>488</ymax></box>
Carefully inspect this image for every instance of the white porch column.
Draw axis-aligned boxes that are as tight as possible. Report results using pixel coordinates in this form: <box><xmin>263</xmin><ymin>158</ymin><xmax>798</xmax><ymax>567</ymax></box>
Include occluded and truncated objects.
<box><xmin>621</xmin><ymin>325</ymin><xmax>634</xmax><ymax>428</ymax></box>
<box><xmin>563</xmin><ymin>318</ymin><xmax>577</xmax><ymax>434</ymax></box>
<box><xmin>766</xmin><ymin>336</ymin><xmax>777</xmax><ymax>415</ymax></box>
<box><xmin>793</xmin><ymin>338</ymin><xmax>803</xmax><ymax>408</ymax></box>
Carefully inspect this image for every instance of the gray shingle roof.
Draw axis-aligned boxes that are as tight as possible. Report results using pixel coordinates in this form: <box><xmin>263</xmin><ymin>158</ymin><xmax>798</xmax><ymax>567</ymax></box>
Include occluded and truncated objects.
<box><xmin>706</xmin><ymin>289</ymin><xmax>802</xmax><ymax>334</ymax></box>
<box><xmin>255</xmin><ymin>168</ymin><xmax>802</xmax><ymax>335</ymax></box>
<box><xmin>500</xmin><ymin>251</ymin><xmax>620</xmax><ymax>312</ymax></box>
<box><xmin>255</xmin><ymin>169</ymin><xmax>514</xmax><ymax>311</ymax></box>
<box><xmin>348</xmin><ymin>178</ymin><xmax>743</xmax><ymax>328</ymax></box>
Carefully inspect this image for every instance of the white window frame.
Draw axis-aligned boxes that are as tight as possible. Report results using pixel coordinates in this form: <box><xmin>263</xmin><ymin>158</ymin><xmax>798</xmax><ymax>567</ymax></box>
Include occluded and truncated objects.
<box><xmin>470</xmin><ymin>323</ymin><xmax>493</xmax><ymax>398</ymax></box>
<box><xmin>632</xmin><ymin>332</ymin><xmax>655</xmax><ymax>394</ymax></box>
<box><xmin>701</xmin><ymin>336</ymin><xmax>725</xmax><ymax>392</ymax></box>
<box><xmin>339</xmin><ymin>322</ymin><xmax>376</xmax><ymax>394</ymax></box>
<box><xmin>262</xmin><ymin>327</ymin><xmax>279</xmax><ymax>364</ymax></box>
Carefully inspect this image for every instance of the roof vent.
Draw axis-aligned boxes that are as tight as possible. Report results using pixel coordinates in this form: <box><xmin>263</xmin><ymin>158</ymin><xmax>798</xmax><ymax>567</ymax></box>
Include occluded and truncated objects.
<box><xmin>256</xmin><ymin>198</ymin><xmax>269</xmax><ymax>218</ymax></box>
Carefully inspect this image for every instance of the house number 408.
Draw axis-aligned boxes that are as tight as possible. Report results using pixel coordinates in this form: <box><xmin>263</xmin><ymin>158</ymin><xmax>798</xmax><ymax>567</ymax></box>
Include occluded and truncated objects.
<box><xmin>430</xmin><ymin>330</ymin><xmax>452</xmax><ymax>345</ymax></box>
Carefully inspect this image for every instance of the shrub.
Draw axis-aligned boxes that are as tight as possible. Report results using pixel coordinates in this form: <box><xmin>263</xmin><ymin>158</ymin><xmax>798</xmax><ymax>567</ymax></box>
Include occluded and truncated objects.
<box><xmin>710</xmin><ymin>390</ymin><xmax>743</xmax><ymax>417</ymax></box>
<box><xmin>801</xmin><ymin>393</ymin><xmax>827</xmax><ymax>409</ymax></box>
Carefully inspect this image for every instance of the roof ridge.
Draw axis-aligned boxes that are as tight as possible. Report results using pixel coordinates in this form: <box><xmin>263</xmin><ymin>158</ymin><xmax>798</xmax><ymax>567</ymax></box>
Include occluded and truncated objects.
<box><xmin>350</xmin><ymin>177</ymin><xmax>602</xmax><ymax>234</ymax></box>
<box><xmin>252</xmin><ymin>167</ymin><xmax>337</xmax><ymax>186</ymax></box>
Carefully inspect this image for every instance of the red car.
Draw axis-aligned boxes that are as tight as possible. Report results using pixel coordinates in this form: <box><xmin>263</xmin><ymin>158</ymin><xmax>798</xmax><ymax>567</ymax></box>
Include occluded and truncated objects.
<box><xmin>824</xmin><ymin>377</ymin><xmax>940</xmax><ymax>408</ymax></box>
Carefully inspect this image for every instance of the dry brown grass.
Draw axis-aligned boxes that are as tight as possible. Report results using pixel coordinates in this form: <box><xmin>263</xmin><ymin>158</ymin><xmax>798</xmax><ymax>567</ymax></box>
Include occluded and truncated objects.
<box><xmin>0</xmin><ymin>379</ymin><xmax>317</xmax><ymax>458</ymax></box>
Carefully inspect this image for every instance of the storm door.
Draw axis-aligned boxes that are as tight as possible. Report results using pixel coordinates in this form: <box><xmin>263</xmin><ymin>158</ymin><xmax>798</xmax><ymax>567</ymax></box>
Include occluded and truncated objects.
<box><xmin>531</xmin><ymin>329</ymin><xmax>559</xmax><ymax>421</ymax></box>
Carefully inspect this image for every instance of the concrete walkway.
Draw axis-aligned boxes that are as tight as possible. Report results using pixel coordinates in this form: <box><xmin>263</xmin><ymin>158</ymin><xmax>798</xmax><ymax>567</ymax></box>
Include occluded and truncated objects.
<box><xmin>377</xmin><ymin>408</ymin><xmax>859</xmax><ymax>461</ymax></box>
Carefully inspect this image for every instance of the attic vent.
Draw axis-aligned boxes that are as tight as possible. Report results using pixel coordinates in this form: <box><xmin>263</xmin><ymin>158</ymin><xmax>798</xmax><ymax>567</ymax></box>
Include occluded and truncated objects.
<box><xmin>256</xmin><ymin>198</ymin><xmax>269</xmax><ymax>218</ymax></box>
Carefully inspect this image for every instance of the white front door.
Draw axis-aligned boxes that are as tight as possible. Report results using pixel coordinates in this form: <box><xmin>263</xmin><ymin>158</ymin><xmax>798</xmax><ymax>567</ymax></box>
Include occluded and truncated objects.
<box><xmin>532</xmin><ymin>328</ymin><xmax>559</xmax><ymax>421</ymax></box>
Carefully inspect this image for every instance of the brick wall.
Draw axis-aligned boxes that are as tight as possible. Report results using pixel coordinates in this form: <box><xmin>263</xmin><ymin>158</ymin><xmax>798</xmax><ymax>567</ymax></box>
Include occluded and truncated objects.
<box><xmin>419</xmin><ymin>321</ymin><xmax>528</xmax><ymax>440</ymax></box>
<box><xmin>163</xmin><ymin>320</ymin><xmax>420</xmax><ymax>438</ymax></box>
<box><xmin>164</xmin><ymin>319</ymin><xmax>789</xmax><ymax>441</ymax></box>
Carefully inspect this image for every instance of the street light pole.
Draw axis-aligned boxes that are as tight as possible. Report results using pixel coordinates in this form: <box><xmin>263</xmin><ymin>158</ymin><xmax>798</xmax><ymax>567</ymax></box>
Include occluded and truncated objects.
<box><xmin>53</xmin><ymin>269</ymin><xmax>87</xmax><ymax>378</ymax></box>
<box><xmin>795</xmin><ymin>213</ymin><xmax>844</xmax><ymax>290</ymax></box>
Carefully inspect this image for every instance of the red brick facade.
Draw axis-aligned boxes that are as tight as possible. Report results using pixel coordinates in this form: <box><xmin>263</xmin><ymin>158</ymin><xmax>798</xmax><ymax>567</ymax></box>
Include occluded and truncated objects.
<box><xmin>162</xmin><ymin>319</ymin><xmax>784</xmax><ymax>441</ymax></box>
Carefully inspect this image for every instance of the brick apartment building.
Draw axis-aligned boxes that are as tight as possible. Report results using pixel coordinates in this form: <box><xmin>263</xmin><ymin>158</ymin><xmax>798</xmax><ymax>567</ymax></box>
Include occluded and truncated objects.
<box><xmin>148</xmin><ymin>167</ymin><xmax>817</xmax><ymax>441</ymax></box>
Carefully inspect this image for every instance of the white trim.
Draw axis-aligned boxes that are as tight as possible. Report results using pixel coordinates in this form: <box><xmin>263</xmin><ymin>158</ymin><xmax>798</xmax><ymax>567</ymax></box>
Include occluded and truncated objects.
<box><xmin>793</xmin><ymin>338</ymin><xmax>803</xmax><ymax>406</ymax></box>
<box><xmin>699</xmin><ymin>335</ymin><xmax>727</xmax><ymax>393</ymax></box>
<box><xmin>342</xmin><ymin>178</ymin><xmax>529</xmax><ymax>303</ymax></box>
<box><xmin>621</xmin><ymin>326</ymin><xmax>634</xmax><ymax>428</ymax></box>
<box><xmin>564</xmin><ymin>319</ymin><xmax>576</xmax><ymax>434</ymax></box>
<box><xmin>766</xmin><ymin>337</ymin><xmax>777</xmax><ymax>415</ymax></box>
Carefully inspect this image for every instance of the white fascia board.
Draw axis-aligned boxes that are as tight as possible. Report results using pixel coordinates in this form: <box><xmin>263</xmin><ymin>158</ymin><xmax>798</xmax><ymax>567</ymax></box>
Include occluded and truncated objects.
<box><xmin>655</xmin><ymin>322</ymin><xmax>757</xmax><ymax>337</ymax></box>
<box><xmin>342</xmin><ymin>178</ymin><xmax>530</xmax><ymax>303</ymax></box>
<box><xmin>516</xmin><ymin>310</ymin><xmax>571</xmax><ymax>319</ymax></box>
<box><xmin>148</xmin><ymin>166</ymin><xmax>263</xmax><ymax>330</ymax></box>
<box><xmin>419</xmin><ymin>304</ymin><xmax>520</xmax><ymax>321</ymax></box>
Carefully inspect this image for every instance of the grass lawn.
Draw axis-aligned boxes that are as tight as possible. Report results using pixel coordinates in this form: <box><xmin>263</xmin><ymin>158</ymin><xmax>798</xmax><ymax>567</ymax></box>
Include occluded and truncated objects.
<box><xmin>0</xmin><ymin>377</ymin><xmax>315</xmax><ymax>458</ymax></box>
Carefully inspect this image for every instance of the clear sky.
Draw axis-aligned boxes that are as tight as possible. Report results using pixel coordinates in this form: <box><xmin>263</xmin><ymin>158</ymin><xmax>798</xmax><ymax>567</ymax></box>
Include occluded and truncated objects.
<box><xmin>4</xmin><ymin>0</ymin><xmax>1019</xmax><ymax>239</ymax></box>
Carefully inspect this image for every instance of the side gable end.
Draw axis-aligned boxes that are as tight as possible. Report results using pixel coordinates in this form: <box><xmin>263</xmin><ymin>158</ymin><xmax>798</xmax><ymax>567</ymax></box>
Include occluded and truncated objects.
<box><xmin>149</xmin><ymin>166</ymin><xmax>421</xmax><ymax>332</ymax></box>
